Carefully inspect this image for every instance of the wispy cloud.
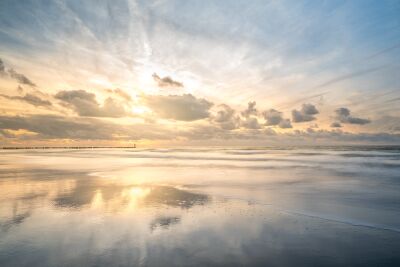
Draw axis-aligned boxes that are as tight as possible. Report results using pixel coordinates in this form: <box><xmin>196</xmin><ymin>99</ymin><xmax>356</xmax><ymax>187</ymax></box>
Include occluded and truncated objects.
<box><xmin>0</xmin><ymin>58</ymin><xmax>36</xmax><ymax>87</ymax></box>
<box><xmin>0</xmin><ymin>0</ymin><xmax>399</xmax><ymax>144</ymax></box>
<box><xmin>0</xmin><ymin>93</ymin><xmax>51</xmax><ymax>107</ymax></box>
<box><xmin>313</xmin><ymin>66</ymin><xmax>389</xmax><ymax>90</ymax></box>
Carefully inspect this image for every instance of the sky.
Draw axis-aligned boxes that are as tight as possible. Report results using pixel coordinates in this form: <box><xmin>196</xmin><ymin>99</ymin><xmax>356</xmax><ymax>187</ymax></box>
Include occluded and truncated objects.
<box><xmin>0</xmin><ymin>0</ymin><xmax>399</xmax><ymax>147</ymax></box>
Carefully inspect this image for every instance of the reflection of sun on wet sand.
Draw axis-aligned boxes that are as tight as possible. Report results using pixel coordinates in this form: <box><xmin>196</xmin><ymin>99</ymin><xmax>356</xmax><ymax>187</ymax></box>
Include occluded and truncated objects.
<box><xmin>53</xmin><ymin>176</ymin><xmax>210</xmax><ymax>212</ymax></box>
<box><xmin>86</xmin><ymin>185</ymin><xmax>209</xmax><ymax>213</ymax></box>
<box><xmin>142</xmin><ymin>186</ymin><xmax>209</xmax><ymax>208</ymax></box>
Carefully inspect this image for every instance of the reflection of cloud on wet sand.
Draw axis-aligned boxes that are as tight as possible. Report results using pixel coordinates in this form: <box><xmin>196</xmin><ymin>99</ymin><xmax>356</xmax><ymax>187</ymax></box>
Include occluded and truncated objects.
<box><xmin>150</xmin><ymin>216</ymin><xmax>181</xmax><ymax>231</ymax></box>
<box><xmin>0</xmin><ymin>169</ymin><xmax>210</xmax><ymax>234</ymax></box>
<box><xmin>0</xmin><ymin>171</ymin><xmax>77</xmax><ymax>231</ymax></box>
<box><xmin>52</xmin><ymin>175</ymin><xmax>209</xmax><ymax>211</ymax></box>
<box><xmin>0</xmin><ymin>212</ymin><xmax>31</xmax><ymax>232</ymax></box>
<box><xmin>54</xmin><ymin>179</ymin><xmax>127</xmax><ymax>209</ymax></box>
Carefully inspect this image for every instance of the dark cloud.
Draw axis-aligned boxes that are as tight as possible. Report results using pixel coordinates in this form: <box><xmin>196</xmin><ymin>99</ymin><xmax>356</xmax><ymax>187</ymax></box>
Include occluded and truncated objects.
<box><xmin>143</xmin><ymin>94</ymin><xmax>212</xmax><ymax>121</ymax></box>
<box><xmin>336</xmin><ymin>107</ymin><xmax>350</xmax><ymax>117</ymax></box>
<box><xmin>292</xmin><ymin>110</ymin><xmax>311</xmax><ymax>122</ymax></box>
<box><xmin>241</xmin><ymin>117</ymin><xmax>261</xmax><ymax>129</ymax></box>
<box><xmin>241</xmin><ymin>101</ymin><xmax>258</xmax><ymax>118</ymax></box>
<box><xmin>330</xmin><ymin>122</ymin><xmax>342</xmax><ymax>128</ymax></box>
<box><xmin>0</xmin><ymin>58</ymin><xmax>36</xmax><ymax>86</ymax></box>
<box><xmin>0</xmin><ymin>93</ymin><xmax>52</xmax><ymax>107</ymax></box>
<box><xmin>334</xmin><ymin>108</ymin><xmax>370</xmax><ymax>125</ymax></box>
<box><xmin>0</xmin><ymin>58</ymin><xmax>5</xmax><ymax>75</ymax></box>
<box><xmin>55</xmin><ymin>90</ymin><xmax>128</xmax><ymax>117</ymax></box>
<box><xmin>212</xmin><ymin>104</ymin><xmax>240</xmax><ymax>130</ymax></box>
<box><xmin>7</xmin><ymin>69</ymin><xmax>36</xmax><ymax>87</ymax></box>
<box><xmin>279</xmin><ymin>119</ymin><xmax>292</xmax><ymax>129</ymax></box>
<box><xmin>0</xmin><ymin>115</ymin><xmax>173</xmax><ymax>140</ymax></box>
<box><xmin>262</xmin><ymin>109</ymin><xmax>292</xmax><ymax>128</ymax></box>
<box><xmin>214</xmin><ymin>104</ymin><xmax>235</xmax><ymax>123</ymax></box>
<box><xmin>263</xmin><ymin>109</ymin><xmax>281</xmax><ymax>125</ymax></box>
<box><xmin>240</xmin><ymin>101</ymin><xmax>261</xmax><ymax>129</ymax></box>
<box><xmin>301</xmin><ymin>103</ymin><xmax>319</xmax><ymax>115</ymax></box>
<box><xmin>152</xmin><ymin>73</ymin><xmax>183</xmax><ymax>88</ymax></box>
<box><xmin>17</xmin><ymin>85</ymin><xmax>24</xmax><ymax>93</ymax></box>
<box><xmin>292</xmin><ymin>103</ymin><xmax>319</xmax><ymax>122</ymax></box>
<box><xmin>1</xmin><ymin>114</ymin><xmax>399</xmax><ymax>144</ymax></box>
<box><xmin>0</xmin><ymin>115</ymin><xmax>111</xmax><ymax>140</ymax></box>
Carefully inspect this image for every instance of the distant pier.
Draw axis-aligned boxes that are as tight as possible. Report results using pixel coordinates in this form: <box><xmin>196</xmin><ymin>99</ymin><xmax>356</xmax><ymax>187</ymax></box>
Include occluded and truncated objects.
<box><xmin>1</xmin><ymin>145</ymin><xmax>136</xmax><ymax>150</ymax></box>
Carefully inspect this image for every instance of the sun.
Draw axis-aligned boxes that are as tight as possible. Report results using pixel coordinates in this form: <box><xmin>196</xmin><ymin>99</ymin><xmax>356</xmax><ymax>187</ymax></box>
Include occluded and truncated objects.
<box><xmin>131</xmin><ymin>105</ymin><xmax>150</xmax><ymax>115</ymax></box>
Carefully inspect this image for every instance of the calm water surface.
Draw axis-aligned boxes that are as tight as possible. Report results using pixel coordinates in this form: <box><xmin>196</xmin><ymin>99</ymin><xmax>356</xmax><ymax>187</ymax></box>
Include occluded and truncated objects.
<box><xmin>0</xmin><ymin>147</ymin><xmax>400</xmax><ymax>266</ymax></box>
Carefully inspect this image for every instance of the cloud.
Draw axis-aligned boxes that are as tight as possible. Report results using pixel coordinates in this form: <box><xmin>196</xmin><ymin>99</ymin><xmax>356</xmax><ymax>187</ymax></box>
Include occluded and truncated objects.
<box><xmin>330</xmin><ymin>122</ymin><xmax>342</xmax><ymax>128</ymax></box>
<box><xmin>292</xmin><ymin>103</ymin><xmax>319</xmax><ymax>122</ymax></box>
<box><xmin>0</xmin><ymin>59</ymin><xmax>5</xmax><ymax>75</ymax></box>
<box><xmin>241</xmin><ymin>101</ymin><xmax>258</xmax><ymax>118</ymax></box>
<box><xmin>262</xmin><ymin>109</ymin><xmax>281</xmax><ymax>125</ymax></box>
<box><xmin>0</xmin><ymin>115</ymin><xmax>173</xmax><ymax>140</ymax></box>
<box><xmin>143</xmin><ymin>94</ymin><xmax>212</xmax><ymax>121</ymax></box>
<box><xmin>106</xmin><ymin>88</ymin><xmax>132</xmax><ymax>102</ymax></box>
<box><xmin>292</xmin><ymin>110</ymin><xmax>313</xmax><ymax>123</ymax></box>
<box><xmin>262</xmin><ymin>109</ymin><xmax>292</xmax><ymax>128</ymax></box>
<box><xmin>182</xmin><ymin>123</ymin><xmax>400</xmax><ymax>145</ymax></box>
<box><xmin>214</xmin><ymin>104</ymin><xmax>235</xmax><ymax>123</ymax></box>
<box><xmin>301</xmin><ymin>103</ymin><xmax>319</xmax><ymax>115</ymax></box>
<box><xmin>314</xmin><ymin>66</ymin><xmax>389</xmax><ymax>89</ymax></box>
<box><xmin>55</xmin><ymin>90</ymin><xmax>128</xmax><ymax>117</ymax></box>
<box><xmin>0</xmin><ymin>58</ymin><xmax>36</xmax><ymax>86</ymax></box>
<box><xmin>334</xmin><ymin>108</ymin><xmax>370</xmax><ymax>125</ymax></box>
<box><xmin>0</xmin><ymin>93</ymin><xmax>52</xmax><ymax>107</ymax></box>
<box><xmin>212</xmin><ymin>104</ymin><xmax>240</xmax><ymax>130</ymax></box>
<box><xmin>241</xmin><ymin>117</ymin><xmax>261</xmax><ymax>129</ymax></box>
<box><xmin>237</xmin><ymin>101</ymin><xmax>263</xmax><ymax>129</ymax></box>
<box><xmin>7</xmin><ymin>68</ymin><xmax>36</xmax><ymax>87</ymax></box>
<box><xmin>1</xmin><ymin>114</ymin><xmax>399</xmax><ymax>145</ymax></box>
<box><xmin>0</xmin><ymin>115</ymin><xmax>112</xmax><ymax>140</ymax></box>
<box><xmin>152</xmin><ymin>73</ymin><xmax>183</xmax><ymax>88</ymax></box>
<box><xmin>279</xmin><ymin>119</ymin><xmax>292</xmax><ymax>129</ymax></box>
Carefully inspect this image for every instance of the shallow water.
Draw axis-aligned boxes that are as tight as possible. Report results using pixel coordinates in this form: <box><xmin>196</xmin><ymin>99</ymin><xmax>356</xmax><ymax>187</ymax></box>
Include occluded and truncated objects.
<box><xmin>0</xmin><ymin>147</ymin><xmax>400</xmax><ymax>266</ymax></box>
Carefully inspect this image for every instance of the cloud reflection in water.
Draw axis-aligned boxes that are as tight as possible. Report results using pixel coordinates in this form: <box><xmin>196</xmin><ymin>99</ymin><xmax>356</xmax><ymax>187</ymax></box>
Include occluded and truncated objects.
<box><xmin>53</xmin><ymin>179</ymin><xmax>209</xmax><ymax>211</ymax></box>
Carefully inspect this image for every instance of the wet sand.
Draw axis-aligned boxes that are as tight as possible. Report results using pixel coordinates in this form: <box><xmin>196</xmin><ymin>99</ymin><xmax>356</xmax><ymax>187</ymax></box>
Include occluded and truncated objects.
<box><xmin>0</xmin><ymin>147</ymin><xmax>400</xmax><ymax>266</ymax></box>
